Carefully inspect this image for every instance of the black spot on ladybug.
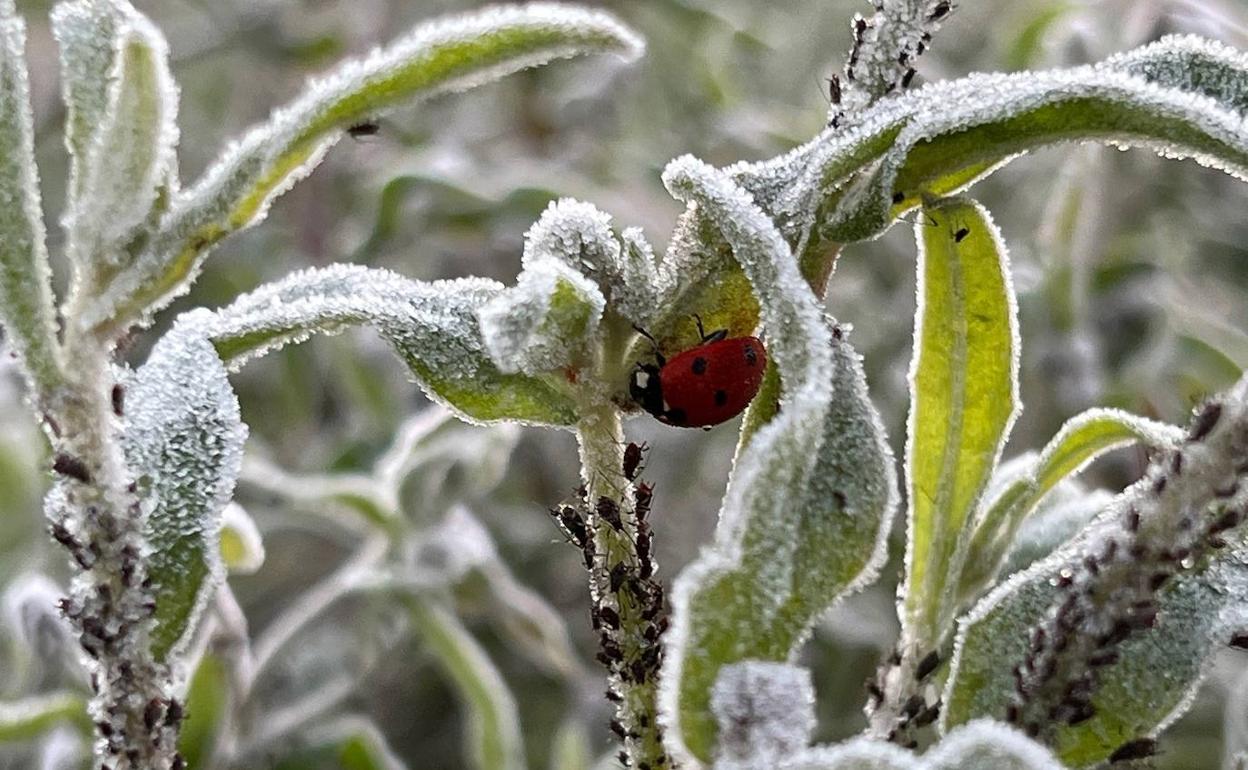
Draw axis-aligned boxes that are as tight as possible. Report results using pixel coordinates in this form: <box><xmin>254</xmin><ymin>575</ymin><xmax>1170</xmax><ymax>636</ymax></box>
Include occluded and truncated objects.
<box><xmin>666</xmin><ymin>408</ymin><xmax>687</xmax><ymax>425</ymax></box>
<box><xmin>954</xmin><ymin>227</ymin><xmax>970</xmax><ymax>242</ymax></box>
<box><xmin>691</xmin><ymin>357</ymin><xmax>708</xmax><ymax>375</ymax></box>
<box><xmin>744</xmin><ymin>345</ymin><xmax>758</xmax><ymax>366</ymax></box>
<box><xmin>714</xmin><ymin>390</ymin><xmax>728</xmax><ymax>406</ymax></box>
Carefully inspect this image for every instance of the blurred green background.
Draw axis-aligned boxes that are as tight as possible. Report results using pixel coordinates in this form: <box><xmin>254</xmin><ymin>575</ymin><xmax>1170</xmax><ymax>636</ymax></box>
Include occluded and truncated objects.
<box><xmin>3</xmin><ymin>0</ymin><xmax>1248</xmax><ymax>767</ymax></box>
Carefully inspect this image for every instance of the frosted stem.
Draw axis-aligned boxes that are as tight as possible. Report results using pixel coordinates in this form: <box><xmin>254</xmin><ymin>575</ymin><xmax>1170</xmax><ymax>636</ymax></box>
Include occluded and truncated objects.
<box><xmin>575</xmin><ymin>403</ymin><xmax>672</xmax><ymax>769</ymax></box>
<box><xmin>50</xmin><ymin>326</ymin><xmax>178</xmax><ymax>770</ymax></box>
<box><xmin>831</xmin><ymin>0</ymin><xmax>954</xmax><ymax>126</ymax></box>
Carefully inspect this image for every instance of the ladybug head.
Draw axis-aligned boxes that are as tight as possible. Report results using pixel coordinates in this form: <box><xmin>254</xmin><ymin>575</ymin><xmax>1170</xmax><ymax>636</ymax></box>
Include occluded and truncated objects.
<box><xmin>629</xmin><ymin>362</ymin><xmax>665</xmax><ymax>419</ymax></box>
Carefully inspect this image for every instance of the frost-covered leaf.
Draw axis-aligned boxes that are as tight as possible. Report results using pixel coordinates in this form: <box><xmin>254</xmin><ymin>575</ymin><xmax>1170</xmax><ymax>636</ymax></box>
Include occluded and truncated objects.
<box><xmin>0</xmin><ymin>692</ymin><xmax>87</xmax><ymax>743</ymax></box>
<box><xmin>0</xmin><ymin>5</ymin><xmax>60</xmax><ymax>396</ymax></box>
<box><xmin>197</xmin><ymin>263</ymin><xmax>578</xmax><ymax>426</ymax></box>
<box><xmin>406</xmin><ymin>597</ymin><xmax>524</xmax><ymax>770</ymax></box>
<box><xmin>86</xmin><ymin>3</ymin><xmax>644</xmax><ymax>332</ymax></box>
<box><xmin>902</xmin><ymin>198</ymin><xmax>1019</xmax><ymax>650</ymax></box>
<box><xmin>775</xmin><ymin>721</ymin><xmax>1064</xmax><ymax>770</ymax></box>
<box><xmin>66</xmin><ymin>2</ymin><xmax>178</xmax><ymax>270</ymax></box>
<box><xmin>711</xmin><ymin>662</ymin><xmax>815</xmax><ymax>769</ymax></box>
<box><xmin>660</xmin><ymin>157</ymin><xmax>896</xmax><ymax>765</ymax></box>
<box><xmin>219</xmin><ymin>501</ymin><xmax>264</xmax><ymax>575</ymax></box>
<box><xmin>477</xmin><ymin>257</ymin><xmax>604</xmax><ymax>375</ymax></box>
<box><xmin>944</xmin><ymin>374</ymin><xmax>1248</xmax><ymax>767</ymax></box>
<box><xmin>521</xmin><ymin>198</ymin><xmax>659</xmax><ymax>327</ymax></box>
<box><xmin>123</xmin><ymin>322</ymin><xmax>246</xmax><ymax>662</ymax></box>
<box><xmin>725</xmin><ymin>34</ymin><xmax>1248</xmax><ymax>263</ymax></box>
<box><xmin>1</xmin><ymin>572</ymin><xmax>74</xmax><ymax>674</ymax></box>
<box><xmin>52</xmin><ymin>0</ymin><xmax>125</xmax><ymax>206</ymax></box>
<box><xmin>998</xmin><ymin>485</ymin><xmax>1113</xmax><ymax>580</ymax></box>
<box><xmin>178</xmin><ymin>652</ymin><xmax>228</xmax><ymax>769</ymax></box>
<box><xmin>957</xmin><ymin>409</ymin><xmax>1184</xmax><ymax>603</ymax></box>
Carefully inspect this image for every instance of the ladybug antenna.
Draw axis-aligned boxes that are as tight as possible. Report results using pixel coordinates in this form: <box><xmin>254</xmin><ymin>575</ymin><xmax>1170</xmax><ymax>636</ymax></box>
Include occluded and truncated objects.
<box><xmin>631</xmin><ymin>324</ymin><xmax>666</xmax><ymax>366</ymax></box>
<box><xmin>692</xmin><ymin>314</ymin><xmax>728</xmax><ymax>344</ymax></box>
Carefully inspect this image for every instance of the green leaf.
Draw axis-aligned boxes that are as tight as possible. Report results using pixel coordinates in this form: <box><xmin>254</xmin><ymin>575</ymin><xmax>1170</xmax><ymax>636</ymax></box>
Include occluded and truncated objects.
<box><xmin>406</xmin><ymin>597</ymin><xmax>524</xmax><ymax>770</ymax></box>
<box><xmin>85</xmin><ymin>3</ymin><xmax>643</xmax><ymax>332</ymax></box>
<box><xmin>178</xmin><ymin>653</ymin><xmax>229</xmax><ymax>769</ymax></box>
<box><xmin>123</xmin><ymin>326</ymin><xmax>246</xmax><ymax>662</ymax></box>
<box><xmin>548</xmin><ymin>718</ymin><xmax>592</xmax><ymax>770</ymax></box>
<box><xmin>198</xmin><ymin>264</ymin><xmax>578</xmax><ymax>427</ymax></box>
<box><xmin>0</xmin><ymin>7</ymin><xmax>61</xmax><ymax>398</ymax></box>
<box><xmin>902</xmin><ymin>198</ymin><xmax>1019</xmax><ymax>650</ymax></box>
<box><xmin>0</xmin><ymin>692</ymin><xmax>88</xmax><ymax>743</ymax></box>
<box><xmin>219</xmin><ymin>501</ymin><xmax>265</xmax><ymax>574</ymax></box>
<box><xmin>956</xmin><ymin>409</ymin><xmax>1184</xmax><ymax>604</ymax></box>
<box><xmin>660</xmin><ymin>158</ymin><xmax>896</xmax><ymax>765</ymax></box>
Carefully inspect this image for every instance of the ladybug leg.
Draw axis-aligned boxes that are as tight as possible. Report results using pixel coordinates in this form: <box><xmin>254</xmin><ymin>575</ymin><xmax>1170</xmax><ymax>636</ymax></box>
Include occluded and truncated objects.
<box><xmin>631</xmin><ymin>324</ymin><xmax>665</xmax><ymax>366</ymax></box>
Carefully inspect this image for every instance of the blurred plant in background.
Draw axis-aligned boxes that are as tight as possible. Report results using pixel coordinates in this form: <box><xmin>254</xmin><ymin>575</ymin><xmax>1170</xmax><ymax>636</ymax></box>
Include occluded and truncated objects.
<box><xmin>0</xmin><ymin>0</ymin><xmax>1247</xmax><ymax>769</ymax></box>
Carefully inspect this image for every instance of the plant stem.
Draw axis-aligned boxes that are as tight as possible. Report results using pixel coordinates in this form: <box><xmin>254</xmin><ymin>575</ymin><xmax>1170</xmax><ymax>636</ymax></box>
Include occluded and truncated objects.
<box><xmin>576</xmin><ymin>403</ymin><xmax>671</xmax><ymax>768</ymax></box>
<box><xmin>51</xmin><ymin>326</ymin><xmax>179</xmax><ymax>770</ymax></box>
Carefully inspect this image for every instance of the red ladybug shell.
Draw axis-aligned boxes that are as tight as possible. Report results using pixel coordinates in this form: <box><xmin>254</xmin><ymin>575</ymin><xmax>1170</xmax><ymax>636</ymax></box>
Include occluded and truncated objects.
<box><xmin>630</xmin><ymin>336</ymin><xmax>767</xmax><ymax>428</ymax></box>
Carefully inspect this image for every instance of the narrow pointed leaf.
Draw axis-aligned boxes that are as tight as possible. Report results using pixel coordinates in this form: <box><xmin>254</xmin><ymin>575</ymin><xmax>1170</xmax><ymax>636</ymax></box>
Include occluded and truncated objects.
<box><xmin>0</xmin><ymin>692</ymin><xmax>88</xmax><ymax>742</ymax></box>
<box><xmin>196</xmin><ymin>264</ymin><xmax>578</xmax><ymax>426</ymax></box>
<box><xmin>69</xmin><ymin>6</ymin><xmax>178</xmax><ymax>267</ymax></box>
<box><xmin>957</xmin><ymin>410</ymin><xmax>1184</xmax><ymax>601</ymax></box>
<box><xmin>52</xmin><ymin>0</ymin><xmax>125</xmax><ymax>206</ymax></box>
<box><xmin>660</xmin><ymin>157</ymin><xmax>895</xmax><ymax>765</ymax></box>
<box><xmin>85</xmin><ymin>3</ymin><xmax>643</xmax><ymax>332</ymax></box>
<box><xmin>0</xmin><ymin>8</ymin><xmax>61</xmax><ymax>396</ymax></box>
<box><xmin>902</xmin><ymin>198</ymin><xmax>1019</xmax><ymax>649</ymax></box>
<box><xmin>406</xmin><ymin>597</ymin><xmax>524</xmax><ymax>770</ymax></box>
<box><xmin>178</xmin><ymin>653</ymin><xmax>229</xmax><ymax>769</ymax></box>
<box><xmin>123</xmin><ymin>325</ymin><xmax>247</xmax><ymax>661</ymax></box>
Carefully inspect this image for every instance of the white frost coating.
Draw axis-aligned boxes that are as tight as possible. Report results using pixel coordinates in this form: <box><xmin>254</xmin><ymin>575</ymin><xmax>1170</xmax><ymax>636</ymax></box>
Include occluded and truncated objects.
<box><xmin>773</xmin><ymin>721</ymin><xmax>1064</xmax><ymax>770</ymax></box>
<box><xmin>52</xmin><ymin>0</ymin><xmax>125</xmax><ymax>205</ymax></box>
<box><xmin>1031</xmin><ymin>408</ymin><xmax>1186</xmax><ymax>494</ymax></box>
<box><xmin>188</xmin><ymin>262</ymin><xmax>577</xmax><ymax>427</ymax></box>
<box><xmin>124</xmin><ymin>318</ymin><xmax>247</xmax><ymax>661</ymax></box>
<box><xmin>711</xmin><ymin>661</ymin><xmax>816</xmax><ymax>769</ymax></box>
<box><xmin>219</xmin><ymin>501</ymin><xmax>265</xmax><ymax>575</ymax></box>
<box><xmin>410</xmin><ymin>505</ymin><xmax>499</xmax><ymax>584</ymax></box>
<box><xmin>923</xmin><ymin>720</ymin><xmax>1066</xmax><ymax>770</ymax></box>
<box><xmin>477</xmin><ymin>256</ymin><xmax>605</xmax><ymax>375</ymax></box>
<box><xmin>519</xmin><ymin>199</ymin><xmax>659</xmax><ymax>326</ymax></box>
<box><xmin>67</xmin><ymin>4</ymin><xmax>179</xmax><ymax>270</ymax></box>
<box><xmin>84</xmin><ymin>3</ymin><xmax>643</xmax><ymax>330</ymax></box>
<box><xmin>36</xmin><ymin>725</ymin><xmax>87</xmax><ymax>770</ymax></box>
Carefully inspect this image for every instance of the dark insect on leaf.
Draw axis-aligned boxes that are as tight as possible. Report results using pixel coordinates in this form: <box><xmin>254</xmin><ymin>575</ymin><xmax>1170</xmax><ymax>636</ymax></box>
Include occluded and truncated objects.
<box><xmin>954</xmin><ymin>227</ymin><xmax>970</xmax><ymax>242</ymax></box>
<box><xmin>53</xmin><ymin>453</ymin><xmax>92</xmax><ymax>484</ymax></box>
<box><xmin>1109</xmin><ymin>738</ymin><xmax>1156</xmax><ymax>763</ymax></box>
<box><xmin>1189</xmin><ymin>402</ymin><xmax>1223</xmax><ymax>441</ymax></box>
<box><xmin>347</xmin><ymin>120</ymin><xmax>380</xmax><ymax>138</ymax></box>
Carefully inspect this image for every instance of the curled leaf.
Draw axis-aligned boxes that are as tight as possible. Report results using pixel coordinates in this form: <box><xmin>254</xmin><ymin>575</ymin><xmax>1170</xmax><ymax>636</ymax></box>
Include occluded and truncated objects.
<box><xmin>198</xmin><ymin>264</ymin><xmax>578</xmax><ymax>427</ymax></box>
<box><xmin>477</xmin><ymin>257</ymin><xmax>605</xmax><ymax>375</ymax></box>
<box><xmin>659</xmin><ymin>157</ymin><xmax>895</xmax><ymax>765</ymax></box>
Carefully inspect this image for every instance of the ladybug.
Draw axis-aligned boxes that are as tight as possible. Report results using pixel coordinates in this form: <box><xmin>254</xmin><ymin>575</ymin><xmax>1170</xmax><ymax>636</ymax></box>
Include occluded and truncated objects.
<box><xmin>629</xmin><ymin>318</ymin><xmax>767</xmax><ymax>428</ymax></box>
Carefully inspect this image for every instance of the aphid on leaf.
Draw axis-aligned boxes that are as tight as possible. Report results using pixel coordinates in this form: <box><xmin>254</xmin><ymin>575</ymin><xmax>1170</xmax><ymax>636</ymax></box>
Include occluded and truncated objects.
<box><xmin>347</xmin><ymin>120</ymin><xmax>380</xmax><ymax>139</ymax></box>
<box><xmin>629</xmin><ymin>318</ymin><xmax>767</xmax><ymax>429</ymax></box>
<box><xmin>1108</xmin><ymin>737</ymin><xmax>1156</xmax><ymax>763</ymax></box>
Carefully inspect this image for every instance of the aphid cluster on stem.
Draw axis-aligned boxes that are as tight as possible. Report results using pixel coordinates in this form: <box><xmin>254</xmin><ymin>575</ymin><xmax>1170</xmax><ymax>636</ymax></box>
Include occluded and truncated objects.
<box><xmin>867</xmin><ymin>646</ymin><xmax>942</xmax><ymax>747</ymax></box>
<box><xmin>551</xmin><ymin>444</ymin><xmax>671</xmax><ymax>768</ymax></box>
<box><xmin>1003</xmin><ymin>394</ymin><xmax>1247</xmax><ymax>753</ymax></box>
